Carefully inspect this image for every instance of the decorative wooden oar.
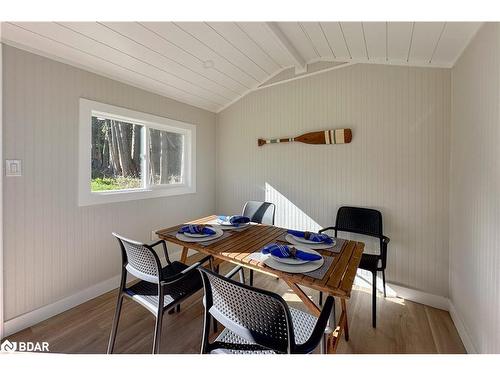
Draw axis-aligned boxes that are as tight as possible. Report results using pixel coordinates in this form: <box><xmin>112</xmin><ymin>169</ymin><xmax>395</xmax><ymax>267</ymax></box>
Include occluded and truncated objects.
<box><xmin>258</xmin><ymin>128</ymin><xmax>352</xmax><ymax>146</ymax></box>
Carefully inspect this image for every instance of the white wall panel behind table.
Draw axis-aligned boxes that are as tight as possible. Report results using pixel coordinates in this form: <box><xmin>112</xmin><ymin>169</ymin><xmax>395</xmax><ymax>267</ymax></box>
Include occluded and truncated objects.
<box><xmin>3</xmin><ymin>46</ymin><xmax>216</xmax><ymax>320</ymax></box>
<box><xmin>216</xmin><ymin>63</ymin><xmax>450</xmax><ymax>297</ymax></box>
<box><xmin>450</xmin><ymin>23</ymin><xmax>500</xmax><ymax>353</ymax></box>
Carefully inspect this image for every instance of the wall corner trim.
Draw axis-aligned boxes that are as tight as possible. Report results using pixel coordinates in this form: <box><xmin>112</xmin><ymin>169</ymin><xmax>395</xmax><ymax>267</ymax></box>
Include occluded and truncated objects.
<box><xmin>448</xmin><ymin>301</ymin><xmax>477</xmax><ymax>354</ymax></box>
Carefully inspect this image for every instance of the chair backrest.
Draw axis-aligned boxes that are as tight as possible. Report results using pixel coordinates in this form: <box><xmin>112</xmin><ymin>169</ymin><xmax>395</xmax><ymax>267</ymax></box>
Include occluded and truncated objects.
<box><xmin>242</xmin><ymin>201</ymin><xmax>276</xmax><ymax>225</ymax></box>
<box><xmin>199</xmin><ymin>268</ymin><xmax>295</xmax><ymax>353</ymax></box>
<box><xmin>112</xmin><ymin>233</ymin><xmax>162</xmax><ymax>284</ymax></box>
<box><xmin>335</xmin><ymin>206</ymin><xmax>383</xmax><ymax>238</ymax></box>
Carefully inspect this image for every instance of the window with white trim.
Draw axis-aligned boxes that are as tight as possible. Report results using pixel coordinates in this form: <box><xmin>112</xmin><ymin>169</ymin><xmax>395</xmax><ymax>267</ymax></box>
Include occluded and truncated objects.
<box><xmin>79</xmin><ymin>99</ymin><xmax>196</xmax><ymax>206</ymax></box>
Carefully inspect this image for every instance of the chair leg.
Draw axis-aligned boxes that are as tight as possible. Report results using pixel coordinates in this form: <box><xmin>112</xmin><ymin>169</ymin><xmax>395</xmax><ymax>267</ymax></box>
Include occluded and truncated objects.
<box><xmin>249</xmin><ymin>269</ymin><xmax>254</xmax><ymax>286</ymax></box>
<box><xmin>238</xmin><ymin>268</ymin><xmax>246</xmax><ymax>284</ymax></box>
<box><xmin>341</xmin><ymin>298</ymin><xmax>349</xmax><ymax>342</ymax></box>
<box><xmin>332</xmin><ymin>297</ymin><xmax>336</xmax><ymax>326</ymax></box>
<box><xmin>328</xmin><ymin>296</ymin><xmax>336</xmax><ymax>326</ymax></box>
<box><xmin>319</xmin><ymin>291</ymin><xmax>323</xmax><ymax>307</ymax></box>
<box><xmin>382</xmin><ymin>270</ymin><xmax>387</xmax><ymax>298</ymax></box>
<box><xmin>153</xmin><ymin>310</ymin><xmax>164</xmax><ymax>354</ymax></box>
<box><xmin>212</xmin><ymin>317</ymin><xmax>218</xmax><ymax>333</ymax></box>
<box><xmin>372</xmin><ymin>271</ymin><xmax>377</xmax><ymax>328</ymax></box>
<box><xmin>321</xmin><ymin>327</ymin><xmax>333</xmax><ymax>354</ymax></box>
<box><xmin>107</xmin><ymin>294</ymin><xmax>124</xmax><ymax>354</ymax></box>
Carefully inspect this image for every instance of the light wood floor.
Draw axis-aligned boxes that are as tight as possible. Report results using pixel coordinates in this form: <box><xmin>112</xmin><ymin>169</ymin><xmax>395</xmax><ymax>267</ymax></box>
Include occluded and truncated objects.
<box><xmin>7</xmin><ymin>264</ymin><xmax>466</xmax><ymax>354</ymax></box>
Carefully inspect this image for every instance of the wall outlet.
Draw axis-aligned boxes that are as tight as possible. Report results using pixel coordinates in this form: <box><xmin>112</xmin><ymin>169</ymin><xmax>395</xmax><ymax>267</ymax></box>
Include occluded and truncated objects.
<box><xmin>6</xmin><ymin>160</ymin><xmax>22</xmax><ymax>177</ymax></box>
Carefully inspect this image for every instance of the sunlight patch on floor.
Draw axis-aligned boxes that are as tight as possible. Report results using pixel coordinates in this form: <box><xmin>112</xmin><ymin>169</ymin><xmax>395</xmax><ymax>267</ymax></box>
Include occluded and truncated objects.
<box><xmin>281</xmin><ymin>292</ymin><xmax>314</xmax><ymax>303</ymax></box>
<box><xmin>353</xmin><ymin>269</ymin><xmax>407</xmax><ymax>306</ymax></box>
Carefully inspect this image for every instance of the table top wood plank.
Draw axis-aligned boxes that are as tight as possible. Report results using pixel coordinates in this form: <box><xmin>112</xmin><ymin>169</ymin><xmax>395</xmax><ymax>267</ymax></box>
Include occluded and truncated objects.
<box><xmin>220</xmin><ymin>226</ymin><xmax>283</xmax><ymax>260</ymax></box>
<box><xmin>231</xmin><ymin>227</ymin><xmax>286</xmax><ymax>261</ymax></box>
<box><xmin>339</xmin><ymin>243</ymin><xmax>364</xmax><ymax>297</ymax></box>
<box><xmin>326</xmin><ymin>240</ymin><xmax>356</xmax><ymax>290</ymax></box>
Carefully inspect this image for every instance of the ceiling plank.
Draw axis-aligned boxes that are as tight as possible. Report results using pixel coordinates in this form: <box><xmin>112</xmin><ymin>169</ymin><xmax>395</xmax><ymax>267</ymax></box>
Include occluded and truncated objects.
<box><xmin>300</xmin><ymin>22</ymin><xmax>335</xmax><ymax>59</ymax></box>
<box><xmin>363</xmin><ymin>22</ymin><xmax>387</xmax><ymax>62</ymax></box>
<box><xmin>236</xmin><ymin>22</ymin><xmax>294</xmax><ymax>68</ymax></box>
<box><xmin>340</xmin><ymin>22</ymin><xmax>367</xmax><ymax>60</ymax></box>
<box><xmin>409</xmin><ymin>22</ymin><xmax>445</xmax><ymax>65</ymax></box>
<box><xmin>319</xmin><ymin>22</ymin><xmax>351</xmax><ymax>60</ymax></box>
<box><xmin>274</xmin><ymin>22</ymin><xmax>317</xmax><ymax>65</ymax></box>
<box><xmin>175</xmin><ymin>22</ymin><xmax>268</xmax><ymax>83</ymax></box>
<box><xmin>387</xmin><ymin>22</ymin><xmax>414</xmax><ymax>63</ymax></box>
<box><xmin>266</xmin><ymin>22</ymin><xmax>307</xmax><ymax>73</ymax></box>
<box><xmin>207</xmin><ymin>22</ymin><xmax>281</xmax><ymax>75</ymax></box>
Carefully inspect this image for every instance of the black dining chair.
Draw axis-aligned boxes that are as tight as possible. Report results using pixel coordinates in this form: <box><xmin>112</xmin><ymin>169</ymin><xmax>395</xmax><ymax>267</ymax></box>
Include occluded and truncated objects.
<box><xmin>198</xmin><ymin>267</ymin><xmax>335</xmax><ymax>354</ymax></box>
<box><xmin>107</xmin><ymin>233</ymin><xmax>211</xmax><ymax>354</ymax></box>
<box><xmin>242</xmin><ymin>200</ymin><xmax>276</xmax><ymax>226</ymax></box>
<box><xmin>242</xmin><ymin>200</ymin><xmax>276</xmax><ymax>286</ymax></box>
<box><xmin>319</xmin><ymin>206</ymin><xmax>390</xmax><ymax>328</ymax></box>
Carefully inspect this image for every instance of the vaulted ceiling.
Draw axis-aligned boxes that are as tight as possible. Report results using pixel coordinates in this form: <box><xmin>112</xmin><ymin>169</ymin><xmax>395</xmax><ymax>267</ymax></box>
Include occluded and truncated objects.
<box><xmin>1</xmin><ymin>22</ymin><xmax>482</xmax><ymax>113</ymax></box>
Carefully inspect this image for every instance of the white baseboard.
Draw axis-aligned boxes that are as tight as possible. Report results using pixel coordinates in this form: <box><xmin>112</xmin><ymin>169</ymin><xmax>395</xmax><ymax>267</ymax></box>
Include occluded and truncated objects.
<box><xmin>448</xmin><ymin>302</ymin><xmax>477</xmax><ymax>354</ymax></box>
<box><xmin>353</xmin><ymin>270</ymin><xmax>450</xmax><ymax>311</ymax></box>
<box><xmin>4</xmin><ymin>274</ymin><xmax>122</xmax><ymax>337</ymax></box>
<box><xmin>4</xmin><ymin>248</ymin><xmax>182</xmax><ymax>338</ymax></box>
<box><xmin>386</xmin><ymin>282</ymin><xmax>450</xmax><ymax>311</ymax></box>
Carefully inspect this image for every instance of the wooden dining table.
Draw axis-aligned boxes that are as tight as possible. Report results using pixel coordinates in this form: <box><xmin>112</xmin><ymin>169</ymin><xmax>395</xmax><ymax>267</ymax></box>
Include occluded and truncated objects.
<box><xmin>156</xmin><ymin>215</ymin><xmax>364</xmax><ymax>353</ymax></box>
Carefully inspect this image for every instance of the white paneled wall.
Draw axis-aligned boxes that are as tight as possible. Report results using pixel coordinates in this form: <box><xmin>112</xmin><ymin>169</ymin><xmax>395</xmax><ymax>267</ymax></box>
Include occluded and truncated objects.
<box><xmin>216</xmin><ymin>63</ymin><xmax>450</xmax><ymax>297</ymax></box>
<box><xmin>450</xmin><ymin>23</ymin><xmax>500</xmax><ymax>353</ymax></box>
<box><xmin>2</xmin><ymin>46</ymin><xmax>216</xmax><ymax>320</ymax></box>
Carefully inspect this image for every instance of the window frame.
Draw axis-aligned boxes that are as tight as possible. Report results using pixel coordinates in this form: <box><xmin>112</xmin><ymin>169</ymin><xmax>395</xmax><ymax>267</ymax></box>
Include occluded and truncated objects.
<box><xmin>78</xmin><ymin>98</ymin><xmax>196</xmax><ymax>206</ymax></box>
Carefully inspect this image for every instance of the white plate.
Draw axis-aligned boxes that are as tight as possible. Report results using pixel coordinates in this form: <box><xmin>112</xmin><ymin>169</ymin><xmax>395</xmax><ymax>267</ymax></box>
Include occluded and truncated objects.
<box><xmin>270</xmin><ymin>246</ymin><xmax>322</xmax><ymax>265</ymax></box>
<box><xmin>285</xmin><ymin>234</ymin><xmax>336</xmax><ymax>250</ymax></box>
<box><xmin>176</xmin><ymin>227</ymin><xmax>224</xmax><ymax>243</ymax></box>
<box><xmin>218</xmin><ymin>222</ymin><xmax>250</xmax><ymax>229</ymax></box>
<box><xmin>264</xmin><ymin>255</ymin><xmax>324</xmax><ymax>274</ymax></box>
<box><xmin>291</xmin><ymin>235</ymin><xmax>321</xmax><ymax>245</ymax></box>
<box><xmin>184</xmin><ymin>232</ymin><xmax>210</xmax><ymax>238</ymax></box>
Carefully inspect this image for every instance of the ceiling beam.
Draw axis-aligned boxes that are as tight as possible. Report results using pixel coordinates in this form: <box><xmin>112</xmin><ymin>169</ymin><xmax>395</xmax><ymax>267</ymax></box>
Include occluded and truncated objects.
<box><xmin>265</xmin><ymin>22</ymin><xmax>307</xmax><ymax>74</ymax></box>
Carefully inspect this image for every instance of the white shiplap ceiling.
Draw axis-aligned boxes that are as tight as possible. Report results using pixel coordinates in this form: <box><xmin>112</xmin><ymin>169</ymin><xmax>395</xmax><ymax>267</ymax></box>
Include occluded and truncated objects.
<box><xmin>1</xmin><ymin>22</ymin><xmax>482</xmax><ymax>112</ymax></box>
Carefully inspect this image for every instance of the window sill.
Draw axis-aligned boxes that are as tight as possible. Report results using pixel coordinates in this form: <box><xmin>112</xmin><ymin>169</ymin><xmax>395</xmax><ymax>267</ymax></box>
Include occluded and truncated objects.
<box><xmin>78</xmin><ymin>184</ymin><xmax>196</xmax><ymax>206</ymax></box>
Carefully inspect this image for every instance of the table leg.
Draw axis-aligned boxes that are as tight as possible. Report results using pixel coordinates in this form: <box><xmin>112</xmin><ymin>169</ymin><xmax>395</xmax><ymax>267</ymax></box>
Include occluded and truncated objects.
<box><xmin>180</xmin><ymin>246</ymin><xmax>189</xmax><ymax>263</ymax></box>
<box><xmin>341</xmin><ymin>298</ymin><xmax>349</xmax><ymax>341</ymax></box>
<box><xmin>284</xmin><ymin>280</ymin><xmax>321</xmax><ymax>317</ymax></box>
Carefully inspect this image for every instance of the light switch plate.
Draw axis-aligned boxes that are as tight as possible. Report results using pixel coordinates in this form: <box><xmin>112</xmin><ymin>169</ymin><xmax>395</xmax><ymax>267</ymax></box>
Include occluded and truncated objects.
<box><xmin>6</xmin><ymin>160</ymin><xmax>22</xmax><ymax>177</ymax></box>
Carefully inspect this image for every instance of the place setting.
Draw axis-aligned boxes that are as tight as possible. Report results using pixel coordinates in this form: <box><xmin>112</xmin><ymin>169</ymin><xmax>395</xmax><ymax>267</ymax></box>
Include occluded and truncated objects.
<box><xmin>174</xmin><ymin>224</ymin><xmax>227</xmax><ymax>245</ymax></box>
<box><xmin>208</xmin><ymin>215</ymin><xmax>252</xmax><ymax>231</ymax></box>
<box><xmin>282</xmin><ymin>229</ymin><xmax>345</xmax><ymax>253</ymax></box>
<box><xmin>249</xmin><ymin>229</ymin><xmax>340</xmax><ymax>279</ymax></box>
